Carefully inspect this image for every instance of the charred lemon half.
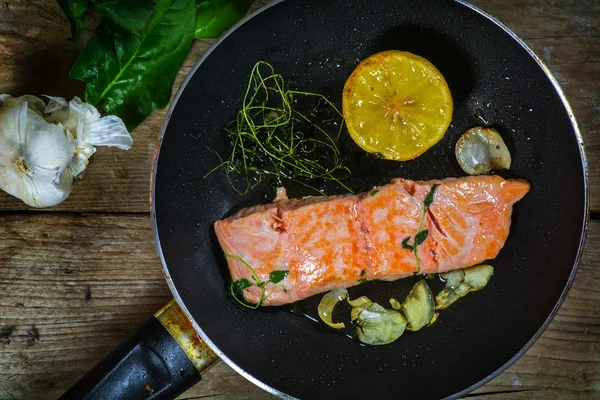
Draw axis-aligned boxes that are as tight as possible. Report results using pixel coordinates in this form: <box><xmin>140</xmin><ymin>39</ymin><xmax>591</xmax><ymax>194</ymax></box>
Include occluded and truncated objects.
<box><xmin>342</xmin><ymin>51</ymin><xmax>453</xmax><ymax>161</ymax></box>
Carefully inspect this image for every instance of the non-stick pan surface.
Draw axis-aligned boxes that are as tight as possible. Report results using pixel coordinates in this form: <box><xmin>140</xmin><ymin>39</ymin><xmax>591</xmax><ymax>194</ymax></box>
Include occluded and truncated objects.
<box><xmin>152</xmin><ymin>0</ymin><xmax>588</xmax><ymax>398</ymax></box>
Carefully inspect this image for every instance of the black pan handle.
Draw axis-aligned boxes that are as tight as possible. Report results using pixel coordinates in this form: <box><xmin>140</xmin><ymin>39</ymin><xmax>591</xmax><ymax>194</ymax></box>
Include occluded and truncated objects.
<box><xmin>60</xmin><ymin>300</ymin><xmax>219</xmax><ymax>400</ymax></box>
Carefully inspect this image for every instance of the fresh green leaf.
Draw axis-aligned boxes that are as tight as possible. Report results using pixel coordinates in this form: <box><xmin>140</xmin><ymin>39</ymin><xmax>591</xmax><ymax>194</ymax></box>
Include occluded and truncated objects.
<box><xmin>360</xmin><ymin>270</ymin><xmax>366</xmax><ymax>276</ymax></box>
<box><xmin>423</xmin><ymin>184</ymin><xmax>439</xmax><ymax>208</ymax></box>
<box><xmin>93</xmin><ymin>0</ymin><xmax>173</xmax><ymax>36</ymax></box>
<box><xmin>70</xmin><ymin>0</ymin><xmax>195</xmax><ymax>130</ymax></box>
<box><xmin>357</xmin><ymin>278</ymin><xmax>367</xmax><ymax>284</ymax></box>
<box><xmin>402</xmin><ymin>237</ymin><xmax>414</xmax><ymax>250</ymax></box>
<box><xmin>269</xmin><ymin>270</ymin><xmax>289</xmax><ymax>284</ymax></box>
<box><xmin>370</xmin><ymin>190</ymin><xmax>379</xmax><ymax>196</ymax></box>
<box><xmin>195</xmin><ymin>0</ymin><xmax>253</xmax><ymax>39</ymax></box>
<box><xmin>414</xmin><ymin>229</ymin><xmax>429</xmax><ymax>246</ymax></box>
<box><xmin>231</xmin><ymin>278</ymin><xmax>252</xmax><ymax>295</ymax></box>
<box><xmin>229</xmin><ymin>279</ymin><xmax>261</xmax><ymax>309</ymax></box>
<box><xmin>56</xmin><ymin>0</ymin><xmax>90</xmax><ymax>40</ymax></box>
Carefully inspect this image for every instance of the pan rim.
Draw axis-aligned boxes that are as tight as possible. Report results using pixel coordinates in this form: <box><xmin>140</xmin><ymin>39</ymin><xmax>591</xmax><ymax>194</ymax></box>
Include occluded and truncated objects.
<box><xmin>150</xmin><ymin>1</ymin><xmax>590</xmax><ymax>399</ymax></box>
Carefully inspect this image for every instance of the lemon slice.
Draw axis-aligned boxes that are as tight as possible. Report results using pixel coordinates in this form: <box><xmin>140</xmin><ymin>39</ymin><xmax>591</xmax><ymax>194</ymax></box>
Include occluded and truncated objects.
<box><xmin>342</xmin><ymin>51</ymin><xmax>453</xmax><ymax>161</ymax></box>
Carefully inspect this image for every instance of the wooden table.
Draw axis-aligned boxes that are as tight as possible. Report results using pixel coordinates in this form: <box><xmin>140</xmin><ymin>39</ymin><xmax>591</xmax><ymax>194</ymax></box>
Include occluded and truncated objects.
<box><xmin>1</xmin><ymin>0</ymin><xmax>598</xmax><ymax>398</ymax></box>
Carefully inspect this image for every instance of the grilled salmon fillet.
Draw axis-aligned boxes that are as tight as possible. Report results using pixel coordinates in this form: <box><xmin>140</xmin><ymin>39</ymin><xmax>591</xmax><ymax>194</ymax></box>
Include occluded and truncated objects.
<box><xmin>214</xmin><ymin>176</ymin><xmax>530</xmax><ymax>306</ymax></box>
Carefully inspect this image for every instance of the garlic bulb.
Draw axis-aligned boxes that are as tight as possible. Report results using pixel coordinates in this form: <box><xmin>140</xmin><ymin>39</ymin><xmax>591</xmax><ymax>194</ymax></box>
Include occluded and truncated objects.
<box><xmin>0</xmin><ymin>96</ymin><xmax>74</xmax><ymax>207</ymax></box>
<box><xmin>0</xmin><ymin>94</ymin><xmax>132</xmax><ymax>207</ymax></box>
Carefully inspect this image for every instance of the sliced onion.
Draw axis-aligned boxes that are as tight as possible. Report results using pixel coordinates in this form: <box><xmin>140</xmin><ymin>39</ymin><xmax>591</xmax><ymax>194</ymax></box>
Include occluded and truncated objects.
<box><xmin>455</xmin><ymin>127</ymin><xmax>511</xmax><ymax>175</ymax></box>
<box><xmin>318</xmin><ymin>288</ymin><xmax>348</xmax><ymax>329</ymax></box>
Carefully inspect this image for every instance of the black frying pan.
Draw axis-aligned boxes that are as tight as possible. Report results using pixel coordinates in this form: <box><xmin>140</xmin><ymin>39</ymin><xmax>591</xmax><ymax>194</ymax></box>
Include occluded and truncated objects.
<box><xmin>62</xmin><ymin>0</ymin><xmax>589</xmax><ymax>399</ymax></box>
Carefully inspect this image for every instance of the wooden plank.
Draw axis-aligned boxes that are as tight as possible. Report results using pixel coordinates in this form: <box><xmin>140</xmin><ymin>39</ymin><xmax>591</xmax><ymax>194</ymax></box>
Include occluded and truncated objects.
<box><xmin>0</xmin><ymin>0</ymin><xmax>598</xmax><ymax>212</ymax></box>
<box><xmin>0</xmin><ymin>213</ymin><xmax>598</xmax><ymax>399</ymax></box>
<box><xmin>0</xmin><ymin>213</ymin><xmax>272</xmax><ymax>399</ymax></box>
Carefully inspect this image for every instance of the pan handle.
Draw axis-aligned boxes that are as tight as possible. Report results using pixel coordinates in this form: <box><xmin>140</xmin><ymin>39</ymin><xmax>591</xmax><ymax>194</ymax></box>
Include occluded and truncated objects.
<box><xmin>59</xmin><ymin>300</ymin><xmax>219</xmax><ymax>400</ymax></box>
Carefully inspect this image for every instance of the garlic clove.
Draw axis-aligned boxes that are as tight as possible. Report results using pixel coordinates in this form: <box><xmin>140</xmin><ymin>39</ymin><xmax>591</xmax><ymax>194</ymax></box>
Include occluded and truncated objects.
<box><xmin>68</xmin><ymin>145</ymin><xmax>97</xmax><ymax>178</ymax></box>
<box><xmin>44</xmin><ymin>95</ymin><xmax>101</xmax><ymax>133</ymax></box>
<box><xmin>21</xmin><ymin>166</ymin><xmax>73</xmax><ymax>208</ymax></box>
<box><xmin>25</xmin><ymin>116</ymin><xmax>76</xmax><ymax>171</ymax></box>
<box><xmin>4</xmin><ymin>95</ymin><xmax>47</xmax><ymax>117</ymax></box>
<box><xmin>43</xmin><ymin>95</ymin><xmax>68</xmax><ymax>114</ymax></box>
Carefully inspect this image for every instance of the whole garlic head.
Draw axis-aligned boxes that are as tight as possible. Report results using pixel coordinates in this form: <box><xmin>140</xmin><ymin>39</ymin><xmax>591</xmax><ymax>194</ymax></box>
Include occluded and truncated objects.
<box><xmin>0</xmin><ymin>94</ymin><xmax>132</xmax><ymax>207</ymax></box>
<box><xmin>0</xmin><ymin>96</ymin><xmax>74</xmax><ymax>207</ymax></box>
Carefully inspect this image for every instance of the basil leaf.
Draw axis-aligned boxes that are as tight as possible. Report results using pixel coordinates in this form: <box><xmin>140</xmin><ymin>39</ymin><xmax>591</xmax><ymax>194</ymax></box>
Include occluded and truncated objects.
<box><xmin>56</xmin><ymin>0</ymin><xmax>90</xmax><ymax>40</ymax></box>
<box><xmin>414</xmin><ymin>229</ymin><xmax>429</xmax><ymax>246</ymax></box>
<box><xmin>93</xmin><ymin>0</ymin><xmax>172</xmax><ymax>36</ymax></box>
<box><xmin>70</xmin><ymin>0</ymin><xmax>195</xmax><ymax>130</ymax></box>
<box><xmin>231</xmin><ymin>278</ymin><xmax>252</xmax><ymax>296</ymax></box>
<box><xmin>269</xmin><ymin>270</ymin><xmax>289</xmax><ymax>284</ymax></box>
<box><xmin>370</xmin><ymin>190</ymin><xmax>379</xmax><ymax>196</ymax></box>
<box><xmin>424</xmin><ymin>184</ymin><xmax>439</xmax><ymax>208</ymax></box>
<box><xmin>402</xmin><ymin>237</ymin><xmax>414</xmax><ymax>251</ymax></box>
<box><xmin>195</xmin><ymin>0</ymin><xmax>253</xmax><ymax>39</ymax></box>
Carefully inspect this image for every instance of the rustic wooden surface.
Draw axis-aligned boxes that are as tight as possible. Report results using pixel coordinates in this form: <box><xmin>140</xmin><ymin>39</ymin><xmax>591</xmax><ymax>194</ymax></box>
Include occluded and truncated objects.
<box><xmin>0</xmin><ymin>0</ymin><xmax>598</xmax><ymax>399</ymax></box>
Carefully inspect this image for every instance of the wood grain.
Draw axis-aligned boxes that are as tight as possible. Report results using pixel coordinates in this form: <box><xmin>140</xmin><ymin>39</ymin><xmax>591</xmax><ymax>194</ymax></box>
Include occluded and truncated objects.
<box><xmin>0</xmin><ymin>213</ymin><xmax>271</xmax><ymax>400</ymax></box>
<box><xmin>0</xmin><ymin>213</ymin><xmax>598</xmax><ymax>399</ymax></box>
<box><xmin>0</xmin><ymin>0</ymin><xmax>598</xmax><ymax>212</ymax></box>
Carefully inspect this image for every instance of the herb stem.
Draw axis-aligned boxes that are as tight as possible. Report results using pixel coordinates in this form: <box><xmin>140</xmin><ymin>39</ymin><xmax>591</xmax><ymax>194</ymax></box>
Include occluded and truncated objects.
<box><xmin>205</xmin><ymin>61</ymin><xmax>351</xmax><ymax>195</ymax></box>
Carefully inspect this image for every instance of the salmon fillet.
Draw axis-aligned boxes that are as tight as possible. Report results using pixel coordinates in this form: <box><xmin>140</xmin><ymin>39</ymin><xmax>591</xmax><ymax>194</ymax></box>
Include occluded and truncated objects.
<box><xmin>214</xmin><ymin>176</ymin><xmax>530</xmax><ymax>306</ymax></box>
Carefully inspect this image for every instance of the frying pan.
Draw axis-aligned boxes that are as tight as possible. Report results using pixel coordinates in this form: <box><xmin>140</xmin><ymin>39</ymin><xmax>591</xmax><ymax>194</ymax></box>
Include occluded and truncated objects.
<box><xmin>61</xmin><ymin>0</ymin><xmax>589</xmax><ymax>398</ymax></box>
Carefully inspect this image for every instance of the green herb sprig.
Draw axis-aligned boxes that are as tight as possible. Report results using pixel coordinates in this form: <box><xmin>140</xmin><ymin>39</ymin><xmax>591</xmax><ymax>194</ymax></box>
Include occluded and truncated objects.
<box><xmin>205</xmin><ymin>61</ymin><xmax>352</xmax><ymax>195</ymax></box>
<box><xmin>226</xmin><ymin>253</ymin><xmax>289</xmax><ymax>308</ymax></box>
<box><xmin>402</xmin><ymin>184</ymin><xmax>439</xmax><ymax>272</ymax></box>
